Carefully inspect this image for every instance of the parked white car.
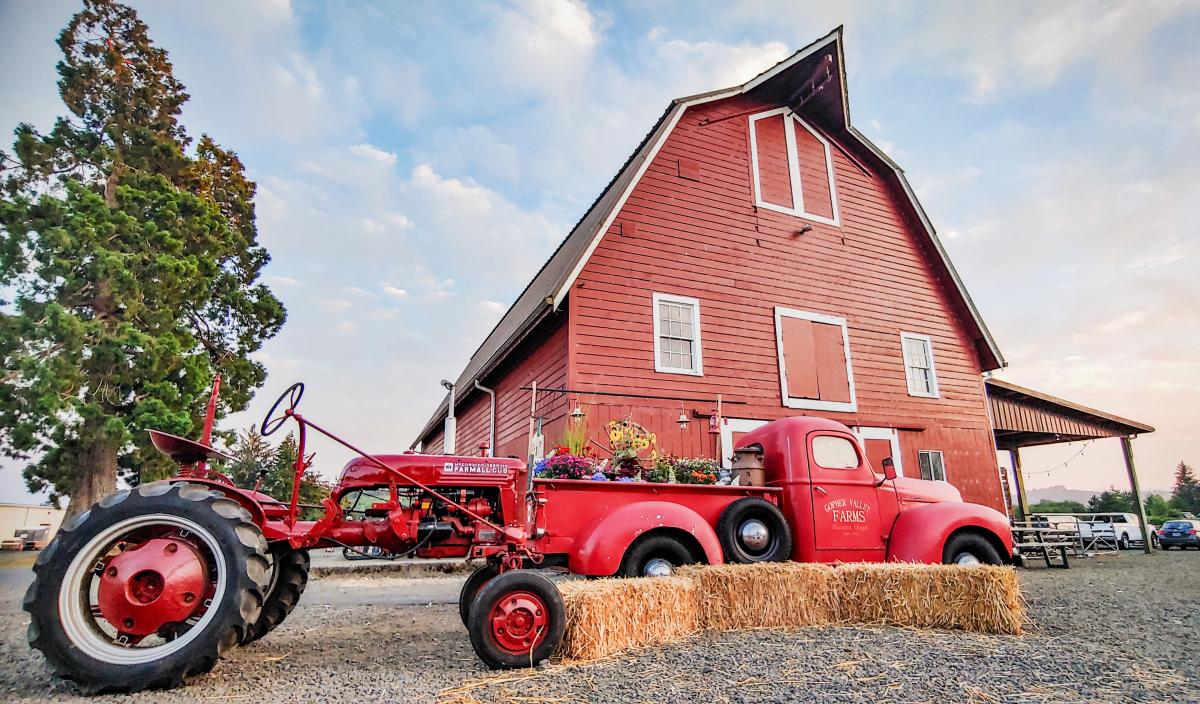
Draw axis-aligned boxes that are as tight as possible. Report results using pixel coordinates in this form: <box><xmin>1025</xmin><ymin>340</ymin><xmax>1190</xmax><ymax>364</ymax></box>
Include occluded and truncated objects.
<box><xmin>1078</xmin><ymin>512</ymin><xmax>1153</xmax><ymax>549</ymax></box>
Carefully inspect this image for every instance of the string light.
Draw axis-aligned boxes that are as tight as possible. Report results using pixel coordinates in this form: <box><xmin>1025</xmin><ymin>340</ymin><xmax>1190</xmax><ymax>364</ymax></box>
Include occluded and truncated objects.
<box><xmin>1022</xmin><ymin>440</ymin><xmax>1095</xmax><ymax>477</ymax></box>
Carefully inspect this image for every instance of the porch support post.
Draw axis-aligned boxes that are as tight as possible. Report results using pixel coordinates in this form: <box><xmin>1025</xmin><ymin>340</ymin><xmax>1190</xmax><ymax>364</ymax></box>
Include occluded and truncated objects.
<box><xmin>1121</xmin><ymin>436</ymin><xmax>1153</xmax><ymax>554</ymax></box>
<box><xmin>1008</xmin><ymin>447</ymin><xmax>1029</xmax><ymax>520</ymax></box>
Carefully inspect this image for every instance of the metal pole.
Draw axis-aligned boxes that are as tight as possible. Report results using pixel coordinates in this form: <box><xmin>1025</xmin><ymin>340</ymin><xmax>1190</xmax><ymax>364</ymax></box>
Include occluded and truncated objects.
<box><xmin>1009</xmin><ymin>448</ymin><xmax>1029</xmax><ymax>520</ymax></box>
<box><xmin>1121</xmin><ymin>436</ymin><xmax>1154</xmax><ymax>555</ymax></box>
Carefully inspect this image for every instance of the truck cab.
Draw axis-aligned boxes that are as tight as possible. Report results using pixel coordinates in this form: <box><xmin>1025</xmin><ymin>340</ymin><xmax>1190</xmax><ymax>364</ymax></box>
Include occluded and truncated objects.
<box><xmin>738</xmin><ymin>417</ymin><xmax>1012</xmax><ymax>565</ymax></box>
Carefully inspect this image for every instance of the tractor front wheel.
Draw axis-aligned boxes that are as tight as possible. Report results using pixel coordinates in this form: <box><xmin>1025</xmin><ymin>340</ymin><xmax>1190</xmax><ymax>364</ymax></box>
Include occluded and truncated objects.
<box><xmin>467</xmin><ymin>570</ymin><xmax>564</xmax><ymax>669</ymax></box>
<box><xmin>459</xmin><ymin>563</ymin><xmax>499</xmax><ymax>626</ymax></box>
<box><xmin>23</xmin><ymin>482</ymin><xmax>269</xmax><ymax>693</ymax></box>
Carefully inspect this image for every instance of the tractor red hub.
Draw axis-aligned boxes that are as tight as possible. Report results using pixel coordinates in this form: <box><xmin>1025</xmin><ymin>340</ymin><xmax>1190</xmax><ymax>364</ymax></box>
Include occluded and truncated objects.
<box><xmin>97</xmin><ymin>537</ymin><xmax>210</xmax><ymax>636</ymax></box>
<box><xmin>488</xmin><ymin>590</ymin><xmax>548</xmax><ymax>655</ymax></box>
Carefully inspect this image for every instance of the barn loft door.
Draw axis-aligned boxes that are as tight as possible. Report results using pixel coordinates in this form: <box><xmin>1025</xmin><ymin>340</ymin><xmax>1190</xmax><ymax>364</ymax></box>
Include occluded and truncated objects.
<box><xmin>775</xmin><ymin>307</ymin><xmax>856</xmax><ymax>412</ymax></box>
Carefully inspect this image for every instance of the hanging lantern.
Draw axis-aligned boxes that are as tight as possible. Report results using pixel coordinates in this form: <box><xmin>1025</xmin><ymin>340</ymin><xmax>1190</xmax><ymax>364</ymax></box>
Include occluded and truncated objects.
<box><xmin>676</xmin><ymin>412</ymin><xmax>690</xmax><ymax>429</ymax></box>
<box><xmin>569</xmin><ymin>405</ymin><xmax>585</xmax><ymax>423</ymax></box>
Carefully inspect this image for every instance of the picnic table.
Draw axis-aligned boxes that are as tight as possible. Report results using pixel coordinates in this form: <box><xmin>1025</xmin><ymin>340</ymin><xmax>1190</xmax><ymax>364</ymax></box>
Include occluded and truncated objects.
<box><xmin>1011</xmin><ymin>522</ymin><xmax>1075</xmax><ymax>568</ymax></box>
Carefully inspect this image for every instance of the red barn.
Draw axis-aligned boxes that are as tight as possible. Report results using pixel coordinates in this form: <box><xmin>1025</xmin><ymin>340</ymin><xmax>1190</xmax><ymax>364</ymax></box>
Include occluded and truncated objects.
<box><xmin>413</xmin><ymin>28</ymin><xmax>1010</xmax><ymax>512</ymax></box>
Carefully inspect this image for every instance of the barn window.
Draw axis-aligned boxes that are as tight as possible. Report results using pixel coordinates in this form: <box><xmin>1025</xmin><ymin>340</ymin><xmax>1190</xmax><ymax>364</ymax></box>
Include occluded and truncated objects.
<box><xmin>918</xmin><ymin>450</ymin><xmax>947</xmax><ymax>482</ymax></box>
<box><xmin>748</xmin><ymin>108</ymin><xmax>839</xmax><ymax>226</ymax></box>
<box><xmin>900</xmin><ymin>332</ymin><xmax>939</xmax><ymax>398</ymax></box>
<box><xmin>653</xmin><ymin>292</ymin><xmax>703</xmax><ymax>375</ymax></box>
<box><xmin>774</xmin><ymin>306</ymin><xmax>856</xmax><ymax>412</ymax></box>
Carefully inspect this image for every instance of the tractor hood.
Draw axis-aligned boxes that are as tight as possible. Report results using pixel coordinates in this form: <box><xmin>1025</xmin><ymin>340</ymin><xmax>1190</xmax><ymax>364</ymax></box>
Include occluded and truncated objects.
<box><xmin>891</xmin><ymin>476</ymin><xmax>963</xmax><ymax>504</ymax></box>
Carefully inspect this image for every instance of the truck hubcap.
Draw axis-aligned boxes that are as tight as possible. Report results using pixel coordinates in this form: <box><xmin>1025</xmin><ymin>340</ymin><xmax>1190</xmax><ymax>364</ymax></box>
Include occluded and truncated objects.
<box><xmin>489</xmin><ymin>590</ymin><xmax>548</xmax><ymax>655</ymax></box>
<box><xmin>739</xmin><ymin>519</ymin><xmax>771</xmax><ymax>552</ymax></box>
<box><xmin>954</xmin><ymin>552</ymin><xmax>982</xmax><ymax>566</ymax></box>
<box><xmin>642</xmin><ymin>557</ymin><xmax>674</xmax><ymax>577</ymax></box>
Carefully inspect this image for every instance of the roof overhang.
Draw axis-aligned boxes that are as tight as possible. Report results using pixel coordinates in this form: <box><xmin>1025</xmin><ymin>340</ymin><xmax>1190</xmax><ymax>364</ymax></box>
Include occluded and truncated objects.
<box><xmin>987</xmin><ymin>377</ymin><xmax>1154</xmax><ymax>450</ymax></box>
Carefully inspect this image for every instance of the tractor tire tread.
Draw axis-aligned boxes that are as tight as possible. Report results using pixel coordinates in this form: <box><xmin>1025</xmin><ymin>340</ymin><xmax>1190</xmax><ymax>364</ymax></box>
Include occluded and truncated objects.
<box><xmin>242</xmin><ymin>547</ymin><xmax>310</xmax><ymax>644</ymax></box>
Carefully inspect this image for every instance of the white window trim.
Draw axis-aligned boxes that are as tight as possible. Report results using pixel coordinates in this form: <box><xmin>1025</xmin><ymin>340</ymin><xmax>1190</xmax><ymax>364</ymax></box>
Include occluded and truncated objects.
<box><xmin>652</xmin><ymin>292</ymin><xmax>703</xmax><ymax>376</ymax></box>
<box><xmin>900</xmin><ymin>332</ymin><xmax>940</xmax><ymax>398</ymax></box>
<box><xmin>774</xmin><ymin>306</ymin><xmax>857</xmax><ymax>412</ymax></box>
<box><xmin>918</xmin><ymin>449</ymin><xmax>947</xmax><ymax>482</ymax></box>
<box><xmin>852</xmin><ymin>426</ymin><xmax>904</xmax><ymax>477</ymax></box>
<box><xmin>747</xmin><ymin>107</ymin><xmax>840</xmax><ymax>227</ymax></box>
<box><xmin>719</xmin><ymin>418</ymin><xmax>769</xmax><ymax>469</ymax></box>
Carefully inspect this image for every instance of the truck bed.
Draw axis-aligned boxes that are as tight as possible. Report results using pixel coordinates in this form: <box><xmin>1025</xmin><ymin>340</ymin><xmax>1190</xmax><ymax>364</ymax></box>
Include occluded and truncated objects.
<box><xmin>531</xmin><ymin>478</ymin><xmax>780</xmax><ymax>557</ymax></box>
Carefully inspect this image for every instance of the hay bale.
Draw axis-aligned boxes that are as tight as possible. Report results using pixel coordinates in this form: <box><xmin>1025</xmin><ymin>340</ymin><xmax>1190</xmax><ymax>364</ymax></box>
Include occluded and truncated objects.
<box><xmin>679</xmin><ymin>562</ymin><xmax>837</xmax><ymax>630</ymax></box>
<box><xmin>553</xmin><ymin>562</ymin><xmax>1024</xmax><ymax>663</ymax></box>
<box><xmin>830</xmin><ymin>562</ymin><xmax>1024</xmax><ymax>635</ymax></box>
<box><xmin>556</xmin><ymin>576</ymin><xmax>699</xmax><ymax>660</ymax></box>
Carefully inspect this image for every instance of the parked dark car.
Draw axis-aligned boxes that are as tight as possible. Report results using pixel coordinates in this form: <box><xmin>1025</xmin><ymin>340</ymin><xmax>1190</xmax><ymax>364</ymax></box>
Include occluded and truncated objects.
<box><xmin>1157</xmin><ymin>519</ymin><xmax>1200</xmax><ymax>549</ymax></box>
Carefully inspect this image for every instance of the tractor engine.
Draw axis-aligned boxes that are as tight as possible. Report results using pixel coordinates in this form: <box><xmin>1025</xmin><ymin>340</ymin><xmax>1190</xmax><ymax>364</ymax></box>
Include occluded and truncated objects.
<box><xmin>331</xmin><ymin>452</ymin><xmax>527</xmax><ymax>559</ymax></box>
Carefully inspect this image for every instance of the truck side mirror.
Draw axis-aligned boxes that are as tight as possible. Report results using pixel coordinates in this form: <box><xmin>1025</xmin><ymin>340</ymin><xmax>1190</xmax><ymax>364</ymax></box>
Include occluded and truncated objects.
<box><xmin>881</xmin><ymin>457</ymin><xmax>897</xmax><ymax>481</ymax></box>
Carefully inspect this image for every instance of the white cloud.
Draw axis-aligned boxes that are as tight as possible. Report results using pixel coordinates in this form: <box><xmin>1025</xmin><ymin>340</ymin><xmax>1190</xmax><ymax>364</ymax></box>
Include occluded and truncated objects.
<box><xmin>350</xmin><ymin>143</ymin><xmax>398</xmax><ymax>166</ymax></box>
<box><xmin>265</xmin><ymin>274</ymin><xmax>301</xmax><ymax>286</ymax></box>
<box><xmin>383</xmin><ymin>285</ymin><xmax>409</xmax><ymax>299</ymax></box>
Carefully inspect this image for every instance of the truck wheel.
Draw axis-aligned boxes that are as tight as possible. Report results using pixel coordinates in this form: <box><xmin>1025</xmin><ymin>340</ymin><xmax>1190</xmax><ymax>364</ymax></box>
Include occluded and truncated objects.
<box><xmin>717</xmin><ymin>498</ymin><xmax>793</xmax><ymax>564</ymax></box>
<box><xmin>242</xmin><ymin>545</ymin><xmax>309</xmax><ymax>644</ymax></box>
<box><xmin>942</xmin><ymin>532</ymin><xmax>1003</xmax><ymax>566</ymax></box>
<box><xmin>24</xmin><ymin>482</ymin><xmax>269</xmax><ymax>693</ymax></box>
<box><xmin>459</xmin><ymin>563</ymin><xmax>500</xmax><ymax>626</ymax></box>
<box><xmin>468</xmin><ymin>570</ymin><xmax>565</xmax><ymax>669</ymax></box>
<box><xmin>618</xmin><ymin>534</ymin><xmax>695</xmax><ymax>577</ymax></box>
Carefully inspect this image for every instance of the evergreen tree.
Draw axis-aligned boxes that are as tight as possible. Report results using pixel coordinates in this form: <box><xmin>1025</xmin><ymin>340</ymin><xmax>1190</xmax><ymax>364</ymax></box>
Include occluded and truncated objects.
<box><xmin>225</xmin><ymin>427</ymin><xmax>328</xmax><ymax>518</ymax></box>
<box><xmin>1171</xmin><ymin>461</ymin><xmax>1200</xmax><ymax>514</ymax></box>
<box><xmin>1086</xmin><ymin>488</ymin><xmax>1136</xmax><ymax>513</ymax></box>
<box><xmin>0</xmin><ymin>0</ymin><xmax>285</xmax><ymax>515</ymax></box>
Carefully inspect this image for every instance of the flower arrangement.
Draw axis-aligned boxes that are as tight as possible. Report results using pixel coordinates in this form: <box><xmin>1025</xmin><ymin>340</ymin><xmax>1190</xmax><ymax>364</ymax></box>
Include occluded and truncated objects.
<box><xmin>646</xmin><ymin>456</ymin><xmax>720</xmax><ymax>485</ymax></box>
<box><xmin>605</xmin><ymin>419</ymin><xmax>657</xmax><ymax>481</ymax></box>
<box><xmin>532</xmin><ymin>453</ymin><xmax>599</xmax><ymax>480</ymax></box>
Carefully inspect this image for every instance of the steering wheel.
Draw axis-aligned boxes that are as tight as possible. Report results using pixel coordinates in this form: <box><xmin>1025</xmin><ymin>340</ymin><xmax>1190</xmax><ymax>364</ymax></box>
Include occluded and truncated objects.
<box><xmin>261</xmin><ymin>382</ymin><xmax>304</xmax><ymax>436</ymax></box>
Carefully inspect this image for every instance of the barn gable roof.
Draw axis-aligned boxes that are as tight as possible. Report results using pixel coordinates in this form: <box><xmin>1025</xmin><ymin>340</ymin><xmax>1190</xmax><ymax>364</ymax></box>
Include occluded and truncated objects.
<box><xmin>414</xmin><ymin>26</ymin><xmax>1004</xmax><ymax>446</ymax></box>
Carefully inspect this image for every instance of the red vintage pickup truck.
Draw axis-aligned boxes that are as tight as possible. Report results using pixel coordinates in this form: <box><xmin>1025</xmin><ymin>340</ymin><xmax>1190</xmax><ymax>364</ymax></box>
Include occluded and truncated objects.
<box><xmin>525</xmin><ymin>415</ymin><xmax>1013</xmax><ymax>579</ymax></box>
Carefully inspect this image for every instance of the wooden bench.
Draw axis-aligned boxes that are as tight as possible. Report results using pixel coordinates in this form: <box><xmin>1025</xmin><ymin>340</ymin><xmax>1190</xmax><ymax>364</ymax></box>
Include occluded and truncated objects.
<box><xmin>1011</xmin><ymin>523</ymin><xmax>1074</xmax><ymax>568</ymax></box>
<box><xmin>1013</xmin><ymin>539</ymin><xmax>1072</xmax><ymax>568</ymax></box>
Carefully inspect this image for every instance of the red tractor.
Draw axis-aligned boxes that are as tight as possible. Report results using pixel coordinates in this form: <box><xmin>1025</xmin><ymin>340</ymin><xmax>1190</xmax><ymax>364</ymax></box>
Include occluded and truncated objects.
<box><xmin>24</xmin><ymin>379</ymin><xmax>1013</xmax><ymax>693</ymax></box>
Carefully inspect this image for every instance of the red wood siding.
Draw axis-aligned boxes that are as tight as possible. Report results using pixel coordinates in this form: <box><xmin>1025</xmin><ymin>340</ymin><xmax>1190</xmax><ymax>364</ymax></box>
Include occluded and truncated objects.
<box><xmin>566</xmin><ymin>93</ymin><xmax>1003</xmax><ymax>510</ymax></box>
<box><xmin>811</xmin><ymin>321</ymin><xmax>850</xmax><ymax>403</ymax></box>
<box><xmin>751</xmin><ymin>113</ymin><xmax>793</xmax><ymax>208</ymax></box>
<box><xmin>423</xmin><ymin>317</ymin><xmax>569</xmax><ymax>459</ymax></box>
<box><xmin>781</xmin><ymin>317</ymin><xmax>819</xmax><ymax>399</ymax></box>
<box><xmin>793</xmin><ymin>122</ymin><xmax>834</xmax><ymax>220</ymax></box>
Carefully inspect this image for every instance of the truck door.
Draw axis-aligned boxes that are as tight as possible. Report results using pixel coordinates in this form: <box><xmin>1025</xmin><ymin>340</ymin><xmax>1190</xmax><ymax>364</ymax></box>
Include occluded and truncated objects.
<box><xmin>807</xmin><ymin>431</ymin><xmax>886</xmax><ymax>561</ymax></box>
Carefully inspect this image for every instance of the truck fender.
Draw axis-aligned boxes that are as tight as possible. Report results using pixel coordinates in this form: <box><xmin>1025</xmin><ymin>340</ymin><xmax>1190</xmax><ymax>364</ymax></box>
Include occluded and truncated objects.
<box><xmin>887</xmin><ymin>501</ymin><xmax>1013</xmax><ymax>564</ymax></box>
<box><xmin>568</xmin><ymin>501</ymin><xmax>724</xmax><ymax>576</ymax></box>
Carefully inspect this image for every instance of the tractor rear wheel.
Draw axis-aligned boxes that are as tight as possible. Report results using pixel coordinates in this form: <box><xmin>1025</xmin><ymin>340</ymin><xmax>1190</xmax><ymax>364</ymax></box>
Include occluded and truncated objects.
<box><xmin>459</xmin><ymin>563</ymin><xmax>499</xmax><ymax>626</ymax></box>
<box><xmin>23</xmin><ymin>482</ymin><xmax>269</xmax><ymax>693</ymax></box>
<box><xmin>468</xmin><ymin>570</ymin><xmax>565</xmax><ymax>669</ymax></box>
<box><xmin>241</xmin><ymin>545</ymin><xmax>309</xmax><ymax>644</ymax></box>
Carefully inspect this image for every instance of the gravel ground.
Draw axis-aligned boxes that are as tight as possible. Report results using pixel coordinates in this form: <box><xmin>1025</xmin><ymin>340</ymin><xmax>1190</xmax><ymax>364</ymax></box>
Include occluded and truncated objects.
<box><xmin>1</xmin><ymin>550</ymin><xmax>1197</xmax><ymax>703</ymax></box>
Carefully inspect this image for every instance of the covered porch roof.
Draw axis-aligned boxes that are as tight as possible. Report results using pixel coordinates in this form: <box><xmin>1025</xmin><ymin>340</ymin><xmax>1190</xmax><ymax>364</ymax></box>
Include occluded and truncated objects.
<box><xmin>987</xmin><ymin>377</ymin><xmax>1157</xmax><ymax>553</ymax></box>
<box><xmin>986</xmin><ymin>378</ymin><xmax>1154</xmax><ymax>450</ymax></box>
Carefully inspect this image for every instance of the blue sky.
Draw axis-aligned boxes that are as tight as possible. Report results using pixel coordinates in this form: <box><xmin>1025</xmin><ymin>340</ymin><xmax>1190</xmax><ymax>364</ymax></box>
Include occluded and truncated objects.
<box><xmin>2</xmin><ymin>0</ymin><xmax>1198</xmax><ymax>502</ymax></box>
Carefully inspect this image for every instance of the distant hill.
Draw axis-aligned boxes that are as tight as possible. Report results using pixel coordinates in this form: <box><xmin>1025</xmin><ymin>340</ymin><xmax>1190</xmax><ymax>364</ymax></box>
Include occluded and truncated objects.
<box><xmin>1028</xmin><ymin>484</ymin><xmax>1171</xmax><ymax>504</ymax></box>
